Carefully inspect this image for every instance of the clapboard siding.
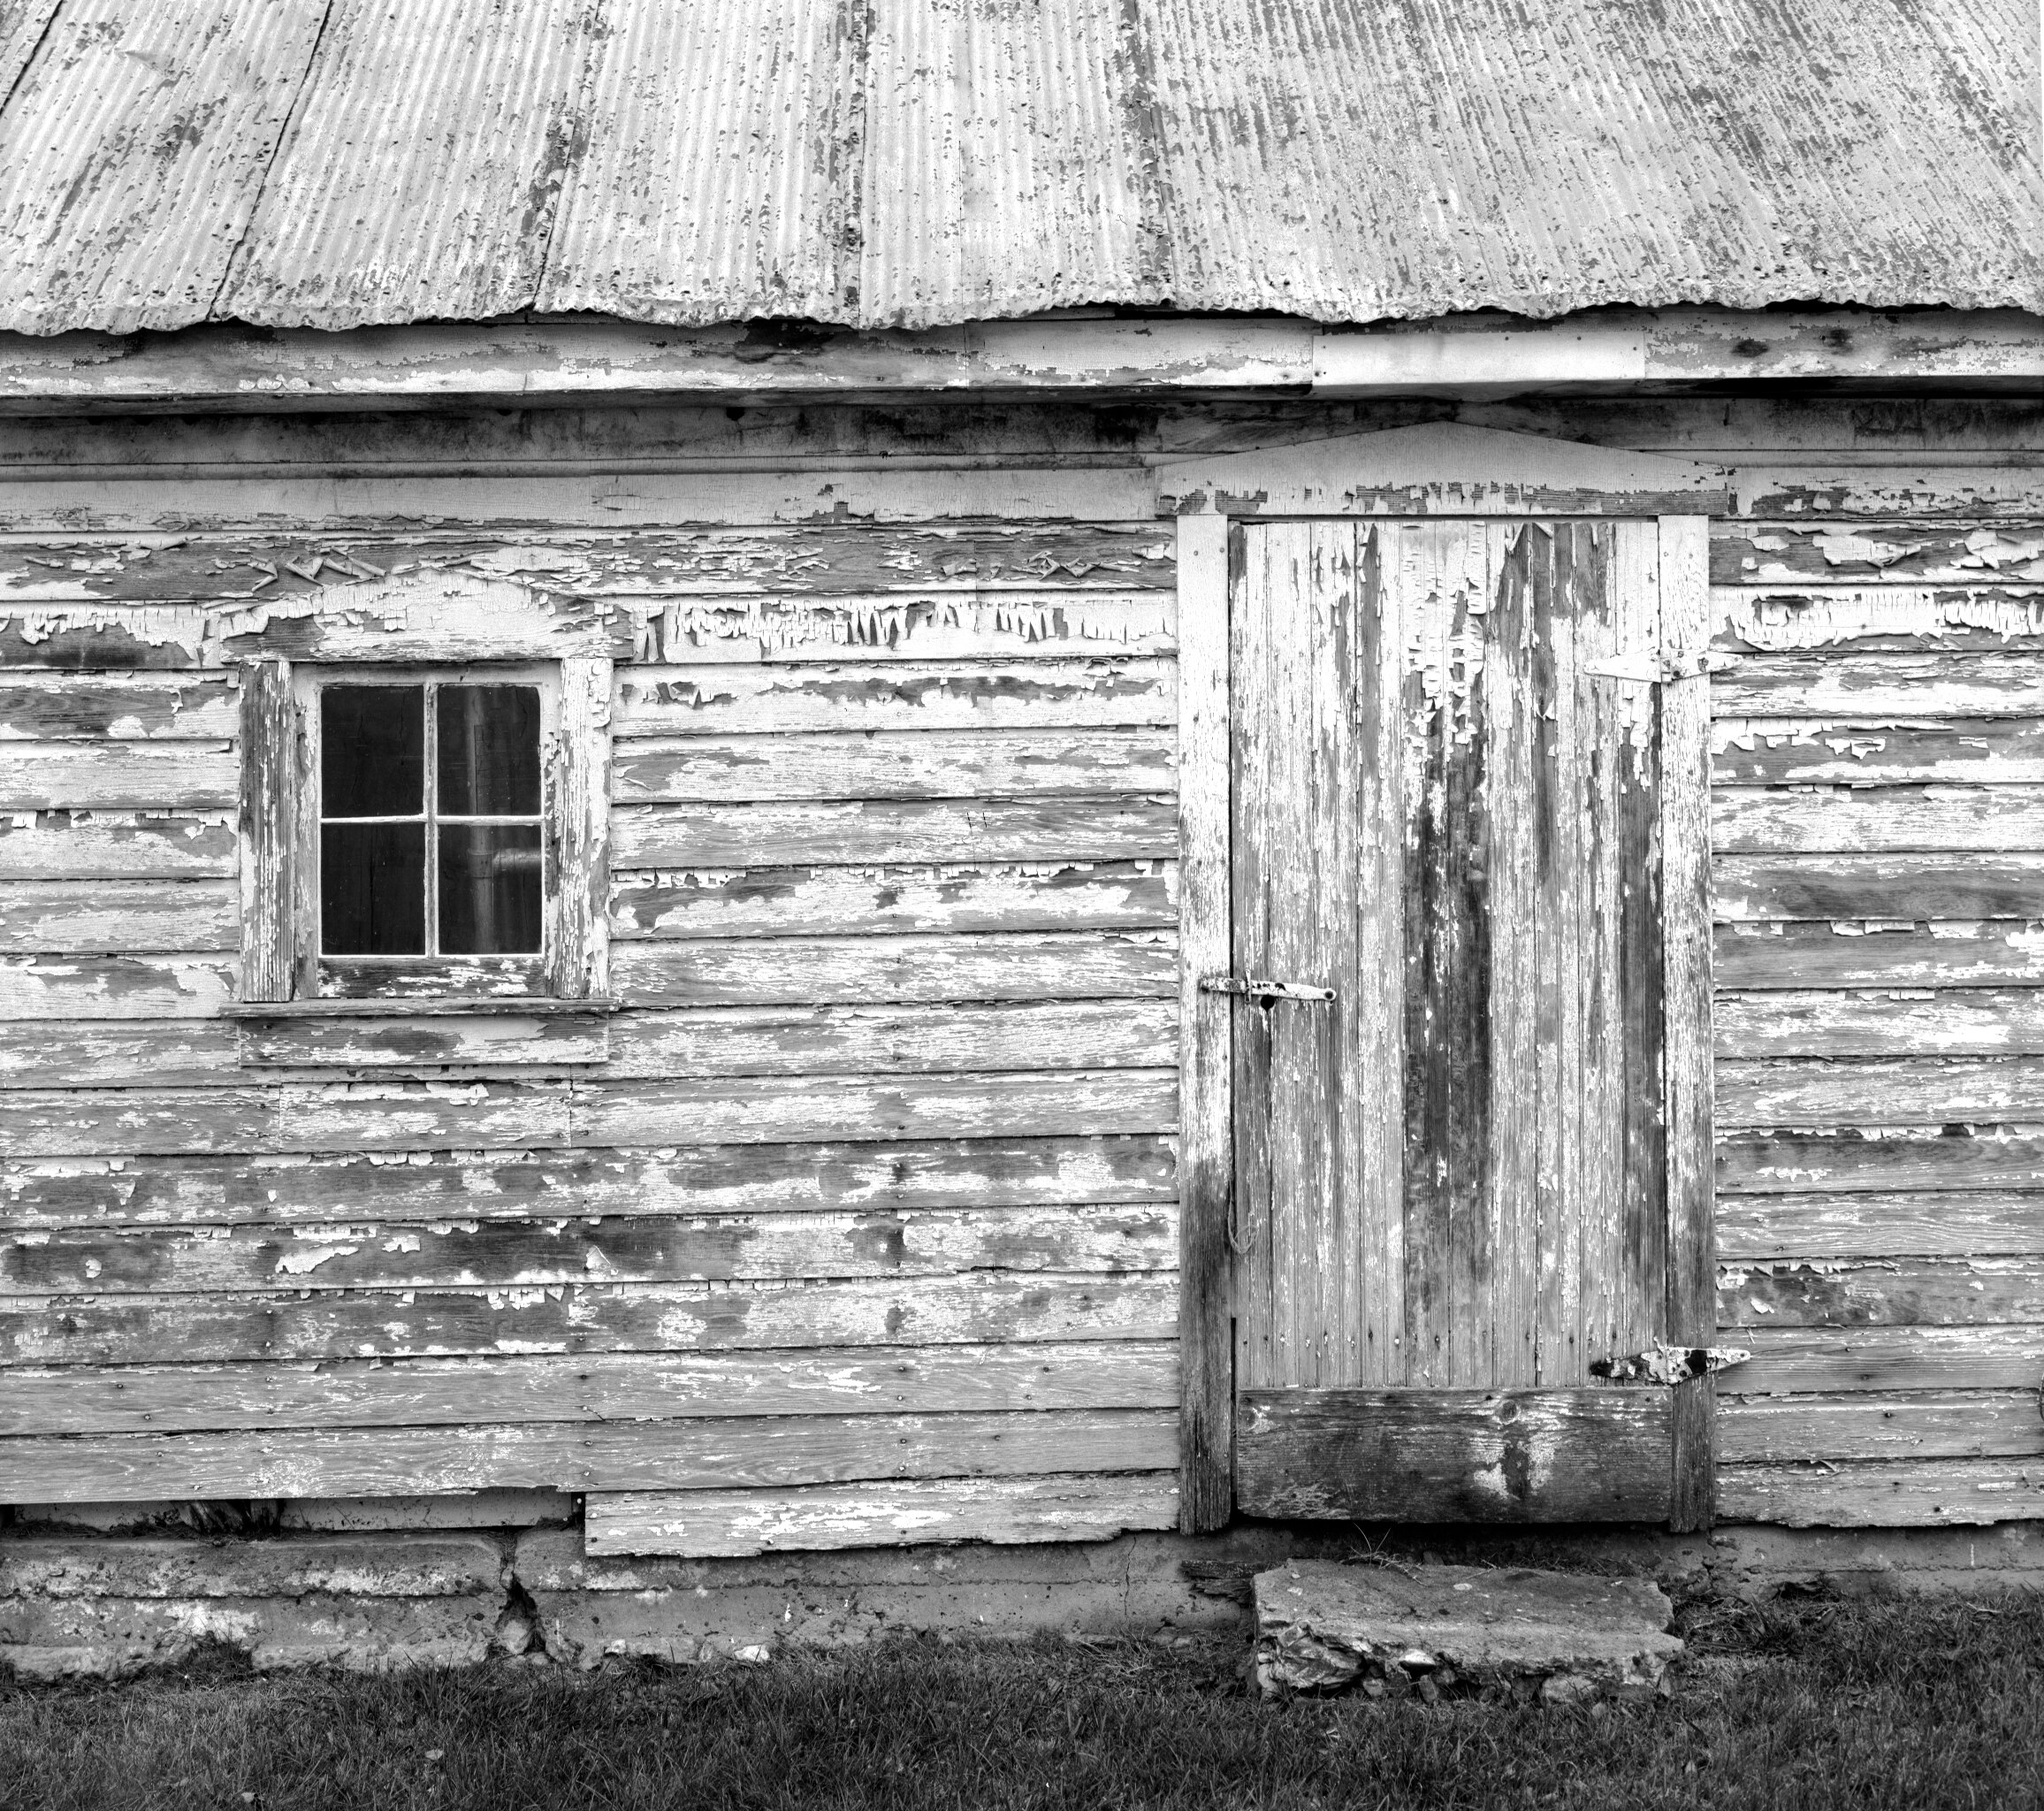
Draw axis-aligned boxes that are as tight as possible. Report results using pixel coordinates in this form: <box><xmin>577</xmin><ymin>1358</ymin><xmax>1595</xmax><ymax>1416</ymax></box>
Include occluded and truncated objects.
<box><xmin>1711</xmin><ymin>550</ymin><xmax>2044</xmax><ymax>1528</ymax></box>
<box><xmin>0</xmin><ymin>492</ymin><xmax>1185</xmax><ymax>1555</ymax></box>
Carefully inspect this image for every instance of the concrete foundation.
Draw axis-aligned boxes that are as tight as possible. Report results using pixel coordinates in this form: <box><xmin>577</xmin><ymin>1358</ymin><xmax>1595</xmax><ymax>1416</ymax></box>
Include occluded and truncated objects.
<box><xmin>4</xmin><ymin>1512</ymin><xmax>2042</xmax><ymax>1679</ymax></box>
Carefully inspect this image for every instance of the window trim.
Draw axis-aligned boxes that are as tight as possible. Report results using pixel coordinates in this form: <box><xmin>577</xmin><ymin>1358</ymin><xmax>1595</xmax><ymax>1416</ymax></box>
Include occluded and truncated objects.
<box><xmin>236</xmin><ymin>652</ymin><xmax>612</xmax><ymax>1015</ymax></box>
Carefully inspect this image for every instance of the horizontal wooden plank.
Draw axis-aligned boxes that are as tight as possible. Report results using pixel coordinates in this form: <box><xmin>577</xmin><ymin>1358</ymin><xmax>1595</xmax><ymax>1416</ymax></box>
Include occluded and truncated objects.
<box><xmin>0</xmin><ymin>1272</ymin><xmax>1178</xmax><ymax>1366</ymax></box>
<box><xmin>0</xmin><ymin>470</ymin><xmax>1164</xmax><ymax>534</ymax></box>
<box><xmin>0</xmin><ymin>1204</ymin><xmax>1176</xmax><ymax>1296</ymax></box>
<box><xmin>0</xmin><ymin>1341</ymin><xmax>1178</xmax><ymax>1436</ymax></box>
<box><xmin>1715</xmin><ymin>1458</ymin><xmax>2044</xmax><ymax>1527</ymax></box>
<box><xmin>1717</xmin><ymin>926</ymin><xmax>2044</xmax><ymax>991</ymax></box>
<box><xmin>1717</xmin><ymin>1058</ymin><xmax>2044</xmax><ymax>1127</ymax></box>
<box><xmin>0</xmin><ymin>1020</ymin><xmax>240</xmax><ymax>1088</ymax></box>
<box><xmin>1734</xmin><ymin>1327</ymin><xmax>2044</xmax><ymax>1395</ymax></box>
<box><xmin>1717</xmin><ymin>1189</ymin><xmax>2044</xmax><ymax>1260</ymax></box>
<box><xmin>1716</xmin><ymin>854</ymin><xmax>2044</xmax><ymax>922</ymax></box>
<box><xmin>584</xmin><ymin>1471</ymin><xmax>1178</xmax><ymax>1558</ymax></box>
<box><xmin>0</xmin><ymin>879</ymin><xmax>239</xmax><ymax>952</ymax></box>
<box><xmin>612</xmin><ymin>799</ymin><xmax>1178</xmax><ymax>869</ymax></box>
<box><xmin>613</xmin><ymin>729</ymin><xmax>1177</xmax><ymax>804</ymax></box>
<box><xmin>236</xmin><ymin>1013</ymin><xmax>612</xmax><ymax>1070</ymax></box>
<box><xmin>0</xmin><ymin>675</ymin><xmax>239</xmax><ymax>739</ymax></box>
<box><xmin>1720</xmin><ymin>1127</ymin><xmax>2044</xmax><ymax>1195</ymax></box>
<box><xmin>1713</xmin><ymin>655</ymin><xmax>2044</xmax><ymax>719</ymax></box>
<box><xmin>0</xmin><ymin>1279</ymin><xmax>1174</xmax><ymax>1372</ymax></box>
<box><xmin>1713</xmin><ymin>587</ymin><xmax>2044</xmax><ymax>653</ymax></box>
<box><xmin>636</xmin><ymin>592</ymin><xmax>1175</xmax><ymax>664</ymax></box>
<box><xmin>1719</xmin><ymin>991</ymin><xmax>2044</xmax><ymax>1059</ymax></box>
<box><xmin>0</xmin><ymin>1136</ymin><xmax>1178</xmax><ymax>1231</ymax></box>
<box><xmin>1714</xmin><ymin>786</ymin><xmax>2044</xmax><ymax>853</ymax></box>
<box><xmin>1719</xmin><ymin>1390</ymin><xmax>2044</xmax><ymax>1463</ymax></box>
<box><xmin>1711</xmin><ymin>524</ymin><xmax>2044</xmax><ymax>588</ymax></box>
<box><xmin>1735</xmin><ymin>470</ymin><xmax>2044</xmax><ymax>520</ymax></box>
<box><xmin>1234</xmin><ymin>1388</ymin><xmax>1673</xmax><ymax>1523</ymax></box>
<box><xmin>0</xmin><ymin>1081</ymin><xmax>573</xmax><ymax>1158</ymax></box>
<box><xmin>0</xmin><ymin>812</ymin><xmax>237</xmax><ymax>879</ymax></box>
<box><xmin>1714</xmin><ymin>719</ymin><xmax>2044</xmax><ymax>787</ymax></box>
<box><xmin>0</xmin><ymin>742</ymin><xmax>235</xmax><ymax>811</ymax></box>
<box><xmin>1720</xmin><ymin>1256</ymin><xmax>2044</xmax><ymax>1326</ymax></box>
<box><xmin>608</xmin><ymin>861</ymin><xmax>1178</xmax><ymax>941</ymax></box>
<box><xmin>0</xmin><ymin>526</ymin><xmax>1178</xmax><ymax>606</ymax></box>
<box><xmin>0</xmin><ymin>955</ymin><xmax>234</xmax><ymax>1021</ymax></box>
<box><xmin>611</xmin><ymin>933</ymin><xmax>1178</xmax><ymax>1007</ymax></box>
<box><xmin>606</xmin><ymin>1001</ymin><xmax>1177</xmax><ymax>1079</ymax></box>
<box><xmin>612</xmin><ymin>660</ymin><xmax>1176</xmax><ymax>735</ymax></box>
<box><xmin>571</xmin><ymin>1070</ymin><xmax>1178</xmax><ymax>1149</ymax></box>
<box><xmin>0</xmin><ymin>1406</ymin><xmax>1182</xmax><ymax>1503</ymax></box>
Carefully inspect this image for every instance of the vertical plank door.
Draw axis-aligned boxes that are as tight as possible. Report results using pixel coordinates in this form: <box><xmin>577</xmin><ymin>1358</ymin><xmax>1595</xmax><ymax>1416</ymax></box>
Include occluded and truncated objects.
<box><xmin>1232</xmin><ymin>517</ymin><xmax>1707</xmax><ymax>1525</ymax></box>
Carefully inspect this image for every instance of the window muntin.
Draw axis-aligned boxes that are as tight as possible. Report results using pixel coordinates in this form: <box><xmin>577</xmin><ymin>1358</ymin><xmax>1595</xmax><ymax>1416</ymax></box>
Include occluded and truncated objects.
<box><xmin>316</xmin><ymin>676</ymin><xmax>547</xmax><ymax>963</ymax></box>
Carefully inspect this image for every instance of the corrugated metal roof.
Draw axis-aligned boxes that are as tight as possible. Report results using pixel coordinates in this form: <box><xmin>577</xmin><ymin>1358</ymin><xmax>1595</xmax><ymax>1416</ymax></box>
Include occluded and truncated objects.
<box><xmin>0</xmin><ymin>0</ymin><xmax>2037</xmax><ymax>334</ymax></box>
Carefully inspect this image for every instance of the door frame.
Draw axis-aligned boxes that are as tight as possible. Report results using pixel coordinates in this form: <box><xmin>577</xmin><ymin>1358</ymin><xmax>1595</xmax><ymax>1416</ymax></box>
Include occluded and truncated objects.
<box><xmin>1163</xmin><ymin>424</ymin><xmax>1731</xmax><ymax>1533</ymax></box>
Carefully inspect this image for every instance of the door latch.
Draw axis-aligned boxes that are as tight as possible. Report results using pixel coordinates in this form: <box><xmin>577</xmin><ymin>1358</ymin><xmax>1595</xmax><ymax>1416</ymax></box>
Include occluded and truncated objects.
<box><xmin>1590</xmin><ymin>1344</ymin><xmax>1751</xmax><ymax>1386</ymax></box>
<box><xmin>1200</xmin><ymin>975</ymin><xmax>1336</xmax><ymax>1003</ymax></box>
<box><xmin>1581</xmin><ymin>651</ymin><xmax>1734</xmax><ymax>685</ymax></box>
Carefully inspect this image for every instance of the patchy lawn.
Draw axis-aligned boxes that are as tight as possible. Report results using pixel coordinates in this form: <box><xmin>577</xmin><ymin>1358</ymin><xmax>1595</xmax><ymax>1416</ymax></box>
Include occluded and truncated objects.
<box><xmin>4</xmin><ymin>1593</ymin><xmax>2042</xmax><ymax>1810</ymax></box>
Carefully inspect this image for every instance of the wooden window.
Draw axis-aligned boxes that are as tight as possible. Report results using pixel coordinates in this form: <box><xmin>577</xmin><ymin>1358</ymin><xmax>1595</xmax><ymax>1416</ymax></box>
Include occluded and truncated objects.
<box><xmin>237</xmin><ymin>654</ymin><xmax>611</xmax><ymax>1020</ymax></box>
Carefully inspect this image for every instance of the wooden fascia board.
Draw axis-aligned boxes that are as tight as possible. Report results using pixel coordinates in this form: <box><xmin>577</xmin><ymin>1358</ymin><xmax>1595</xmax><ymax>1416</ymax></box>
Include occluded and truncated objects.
<box><xmin>0</xmin><ymin>308</ymin><xmax>2040</xmax><ymax>412</ymax></box>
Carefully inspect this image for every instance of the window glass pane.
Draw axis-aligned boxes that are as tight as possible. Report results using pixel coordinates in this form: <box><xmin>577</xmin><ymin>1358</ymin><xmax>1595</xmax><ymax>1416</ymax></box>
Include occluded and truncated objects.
<box><xmin>322</xmin><ymin>686</ymin><xmax>423</xmax><ymax>818</ymax></box>
<box><xmin>439</xmin><ymin>822</ymin><xmax>543</xmax><ymax>953</ymax></box>
<box><xmin>438</xmin><ymin>685</ymin><xmax>541</xmax><ymax>816</ymax></box>
<box><xmin>321</xmin><ymin>822</ymin><xmax>426</xmax><ymax>954</ymax></box>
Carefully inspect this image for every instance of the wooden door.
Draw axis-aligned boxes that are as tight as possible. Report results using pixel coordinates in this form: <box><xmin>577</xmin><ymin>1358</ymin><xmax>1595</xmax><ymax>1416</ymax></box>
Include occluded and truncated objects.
<box><xmin>1226</xmin><ymin>516</ymin><xmax>1712</xmax><ymax>1525</ymax></box>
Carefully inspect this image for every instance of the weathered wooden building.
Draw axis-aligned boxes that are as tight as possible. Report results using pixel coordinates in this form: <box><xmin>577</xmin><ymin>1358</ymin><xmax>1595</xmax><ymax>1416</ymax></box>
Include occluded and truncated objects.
<box><xmin>1</xmin><ymin>0</ymin><xmax>2043</xmax><ymax>1639</ymax></box>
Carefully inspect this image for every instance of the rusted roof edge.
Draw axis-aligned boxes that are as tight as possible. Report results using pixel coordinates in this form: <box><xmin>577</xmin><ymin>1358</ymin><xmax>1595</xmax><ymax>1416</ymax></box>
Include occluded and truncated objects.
<box><xmin>1</xmin><ymin>308</ymin><xmax>2040</xmax><ymax>413</ymax></box>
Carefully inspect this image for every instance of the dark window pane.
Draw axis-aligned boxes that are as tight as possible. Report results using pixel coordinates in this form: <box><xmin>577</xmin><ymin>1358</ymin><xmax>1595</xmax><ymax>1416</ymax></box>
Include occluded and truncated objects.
<box><xmin>322</xmin><ymin>687</ymin><xmax>423</xmax><ymax>818</ymax></box>
<box><xmin>439</xmin><ymin>823</ymin><xmax>543</xmax><ymax>953</ymax></box>
<box><xmin>439</xmin><ymin>685</ymin><xmax>541</xmax><ymax>816</ymax></box>
<box><xmin>321</xmin><ymin>822</ymin><xmax>425</xmax><ymax>953</ymax></box>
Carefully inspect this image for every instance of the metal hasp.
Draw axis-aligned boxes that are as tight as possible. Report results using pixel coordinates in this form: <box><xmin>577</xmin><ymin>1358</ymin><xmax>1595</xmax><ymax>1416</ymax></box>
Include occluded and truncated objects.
<box><xmin>1580</xmin><ymin>650</ymin><xmax>1733</xmax><ymax>686</ymax></box>
<box><xmin>1589</xmin><ymin>1346</ymin><xmax>1753</xmax><ymax>1387</ymax></box>
<box><xmin>1199</xmin><ymin>975</ymin><xmax>1337</xmax><ymax>1003</ymax></box>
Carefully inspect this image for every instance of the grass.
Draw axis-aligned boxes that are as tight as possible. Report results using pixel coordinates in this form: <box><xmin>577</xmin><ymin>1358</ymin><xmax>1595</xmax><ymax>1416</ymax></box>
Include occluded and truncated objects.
<box><xmin>4</xmin><ymin>1593</ymin><xmax>2043</xmax><ymax>1810</ymax></box>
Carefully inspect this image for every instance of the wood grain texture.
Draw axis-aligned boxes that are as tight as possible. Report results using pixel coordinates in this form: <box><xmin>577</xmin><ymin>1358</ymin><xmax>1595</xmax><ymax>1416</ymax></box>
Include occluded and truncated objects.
<box><xmin>238</xmin><ymin>657</ymin><xmax>295</xmax><ymax>1004</ymax></box>
<box><xmin>1718</xmin><ymin>1390</ymin><xmax>2044</xmax><ymax>1463</ymax></box>
<box><xmin>613</xmin><ymin>729</ymin><xmax>1178</xmax><ymax>802</ymax></box>
<box><xmin>0</xmin><ymin>1136</ymin><xmax>1179</xmax><ymax>1231</ymax></box>
<box><xmin>584</xmin><ymin>1471</ymin><xmax>1178</xmax><ymax>1558</ymax></box>
<box><xmin>608</xmin><ymin>861</ymin><xmax>1178</xmax><ymax>941</ymax></box>
<box><xmin>1713</xmin><ymin>786</ymin><xmax>2044</xmax><ymax>853</ymax></box>
<box><xmin>551</xmin><ymin>655</ymin><xmax>612</xmax><ymax>1001</ymax></box>
<box><xmin>613</xmin><ymin>660</ymin><xmax>1176</xmax><ymax>736</ymax></box>
<box><xmin>1717</xmin><ymin>1188</ymin><xmax>2044</xmax><ymax>1260</ymax></box>
<box><xmin>1717</xmin><ymin>1058</ymin><xmax>2044</xmax><ymax>1127</ymax></box>
<box><xmin>0</xmin><ymin>743</ymin><xmax>235</xmax><ymax>812</ymax></box>
<box><xmin>1713</xmin><ymin>719</ymin><xmax>2044</xmax><ymax>787</ymax></box>
<box><xmin>0</xmin><ymin>675</ymin><xmax>239</xmax><ymax>740</ymax></box>
<box><xmin>1720</xmin><ymin>1255</ymin><xmax>2044</xmax><ymax>1326</ymax></box>
<box><xmin>1235</xmin><ymin>1387</ymin><xmax>1673</xmax><ymax>1523</ymax></box>
<box><xmin>0</xmin><ymin>1342</ymin><xmax>1179</xmax><ymax>1436</ymax></box>
<box><xmin>0</xmin><ymin>879</ymin><xmax>239</xmax><ymax>953</ymax></box>
<box><xmin>1715</xmin><ymin>1459</ymin><xmax>2044</xmax><ymax>1527</ymax></box>
<box><xmin>2</xmin><ymin>1272</ymin><xmax>1178</xmax><ymax>1367</ymax></box>
<box><xmin>1716</xmin><ymin>926</ymin><xmax>2044</xmax><ymax>991</ymax></box>
<box><xmin>610</xmin><ymin>799</ymin><xmax>1179</xmax><ymax>869</ymax></box>
<box><xmin>1711</xmin><ymin>523</ymin><xmax>2044</xmax><ymax>588</ymax></box>
<box><xmin>610</xmin><ymin>932</ymin><xmax>1178</xmax><ymax>1006</ymax></box>
<box><xmin>0</xmin><ymin>1407</ymin><xmax>1181</xmax><ymax>1504</ymax></box>
<box><xmin>1713</xmin><ymin>654</ymin><xmax>2044</xmax><ymax>719</ymax></box>
<box><xmin>0</xmin><ymin>1204</ymin><xmax>1176</xmax><ymax>1297</ymax></box>
<box><xmin>236</xmin><ymin>1012</ymin><xmax>613</xmax><ymax>1070</ymax></box>
<box><xmin>1735</xmin><ymin>1326</ymin><xmax>2044</xmax><ymax>1394</ymax></box>
<box><xmin>1719</xmin><ymin>990</ymin><xmax>2044</xmax><ymax>1058</ymax></box>
<box><xmin>1716</xmin><ymin>853</ymin><xmax>2044</xmax><ymax>922</ymax></box>
<box><xmin>0</xmin><ymin>954</ymin><xmax>235</xmax><ymax>1020</ymax></box>
<box><xmin>1719</xmin><ymin>1127</ymin><xmax>2044</xmax><ymax>1195</ymax></box>
<box><xmin>0</xmin><ymin>812</ymin><xmax>238</xmax><ymax>880</ymax></box>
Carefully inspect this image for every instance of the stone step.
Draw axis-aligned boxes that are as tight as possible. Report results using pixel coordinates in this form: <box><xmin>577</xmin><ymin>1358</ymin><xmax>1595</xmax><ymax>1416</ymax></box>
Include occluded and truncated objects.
<box><xmin>1254</xmin><ymin>1559</ymin><xmax>1683</xmax><ymax>1703</ymax></box>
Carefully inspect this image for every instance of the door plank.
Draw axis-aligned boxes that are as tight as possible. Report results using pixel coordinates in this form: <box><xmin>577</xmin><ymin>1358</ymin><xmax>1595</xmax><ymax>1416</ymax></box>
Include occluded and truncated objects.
<box><xmin>1236</xmin><ymin>1387</ymin><xmax>1674</xmax><ymax>1522</ymax></box>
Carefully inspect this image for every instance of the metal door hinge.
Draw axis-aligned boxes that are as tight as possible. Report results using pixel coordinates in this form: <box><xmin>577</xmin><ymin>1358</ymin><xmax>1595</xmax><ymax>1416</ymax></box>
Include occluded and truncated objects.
<box><xmin>1590</xmin><ymin>1344</ymin><xmax>1751</xmax><ymax>1386</ymax></box>
<box><xmin>1582</xmin><ymin>652</ymin><xmax>1733</xmax><ymax>686</ymax></box>
<box><xmin>1200</xmin><ymin>975</ymin><xmax>1336</xmax><ymax>1003</ymax></box>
